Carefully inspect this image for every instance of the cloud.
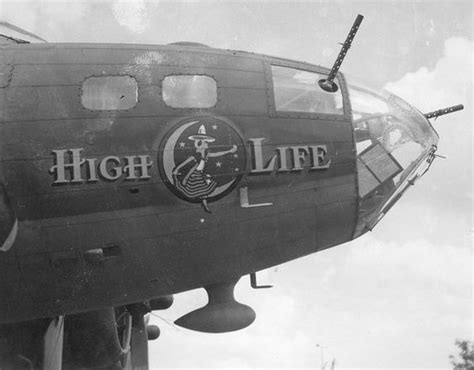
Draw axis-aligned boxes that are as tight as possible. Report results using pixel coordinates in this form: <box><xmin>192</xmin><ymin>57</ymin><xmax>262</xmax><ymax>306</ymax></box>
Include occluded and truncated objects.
<box><xmin>384</xmin><ymin>37</ymin><xmax>472</xmax><ymax>112</ymax></box>
<box><xmin>112</xmin><ymin>0</ymin><xmax>157</xmax><ymax>35</ymax></box>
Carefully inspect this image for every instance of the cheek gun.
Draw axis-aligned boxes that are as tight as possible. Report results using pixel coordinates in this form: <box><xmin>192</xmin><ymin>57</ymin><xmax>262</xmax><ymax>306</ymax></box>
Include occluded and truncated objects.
<box><xmin>318</xmin><ymin>14</ymin><xmax>364</xmax><ymax>93</ymax></box>
<box><xmin>423</xmin><ymin>104</ymin><xmax>464</xmax><ymax>120</ymax></box>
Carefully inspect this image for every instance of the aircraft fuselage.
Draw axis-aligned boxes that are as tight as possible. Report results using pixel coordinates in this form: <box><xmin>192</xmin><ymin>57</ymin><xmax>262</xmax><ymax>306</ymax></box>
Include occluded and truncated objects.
<box><xmin>0</xmin><ymin>43</ymin><xmax>357</xmax><ymax>324</ymax></box>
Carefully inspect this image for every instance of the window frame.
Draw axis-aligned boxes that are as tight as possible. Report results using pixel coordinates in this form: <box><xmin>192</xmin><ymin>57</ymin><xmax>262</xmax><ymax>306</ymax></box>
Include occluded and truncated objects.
<box><xmin>161</xmin><ymin>73</ymin><xmax>219</xmax><ymax>110</ymax></box>
<box><xmin>265</xmin><ymin>61</ymin><xmax>351</xmax><ymax>121</ymax></box>
<box><xmin>81</xmin><ymin>75</ymin><xmax>139</xmax><ymax>111</ymax></box>
<box><xmin>357</xmin><ymin>142</ymin><xmax>403</xmax><ymax>199</ymax></box>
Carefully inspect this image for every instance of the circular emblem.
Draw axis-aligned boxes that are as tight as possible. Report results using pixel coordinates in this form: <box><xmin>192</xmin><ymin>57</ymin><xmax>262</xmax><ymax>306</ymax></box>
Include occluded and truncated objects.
<box><xmin>158</xmin><ymin>117</ymin><xmax>246</xmax><ymax>212</ymax></box>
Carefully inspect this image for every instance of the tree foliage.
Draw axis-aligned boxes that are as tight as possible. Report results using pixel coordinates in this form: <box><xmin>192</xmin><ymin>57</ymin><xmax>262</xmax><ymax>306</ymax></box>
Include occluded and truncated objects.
<box><xmin>450</xmin><ymin>339</ymin><xmax>474</xmax><ymax>370</ymax></box>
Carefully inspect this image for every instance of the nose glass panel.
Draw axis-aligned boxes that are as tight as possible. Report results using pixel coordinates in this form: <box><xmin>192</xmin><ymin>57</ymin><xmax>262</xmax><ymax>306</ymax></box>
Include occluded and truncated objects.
<box><xmin>348</xmin><ymin>84</ymin><xmax>439</xmax><ymax>237</ymax></box>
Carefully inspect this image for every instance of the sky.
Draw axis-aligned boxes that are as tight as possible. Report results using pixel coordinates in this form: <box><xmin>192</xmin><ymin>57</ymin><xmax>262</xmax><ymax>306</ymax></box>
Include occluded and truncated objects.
<box><xmin>0</xmin><ymin>0</ymin><xmax>472</xmax><ymax>369</ymax></box>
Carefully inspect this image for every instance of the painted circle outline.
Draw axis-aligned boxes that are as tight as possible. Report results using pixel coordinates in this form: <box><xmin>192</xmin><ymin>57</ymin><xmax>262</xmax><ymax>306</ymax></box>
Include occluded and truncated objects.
<box><xmin>158</xmin><ymin>117</ymin><xmax>246</xmax><ymax>204</ymax></box>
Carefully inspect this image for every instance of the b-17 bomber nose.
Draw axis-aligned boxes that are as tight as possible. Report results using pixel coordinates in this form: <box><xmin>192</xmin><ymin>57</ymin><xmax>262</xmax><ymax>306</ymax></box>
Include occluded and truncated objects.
<box><xmin>347</xmin><ymin>82</ymin><xmax>449</xmax><ymax>238</ymax></box>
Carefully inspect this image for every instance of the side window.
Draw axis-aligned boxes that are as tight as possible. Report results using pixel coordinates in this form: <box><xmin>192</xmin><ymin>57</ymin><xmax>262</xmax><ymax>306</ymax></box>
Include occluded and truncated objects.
<box><xmin>162</xmin><ymin>75</ymin><xmax>217</xmax><ymax>108</ymax></box>
<box><xmin>271</xmin><ymin>65</ymin><xmax>343</xmax><ymax>115</ymax></box>
<box><xmin>81</xmin><ymin>76</ymin><xmax>138</xmax><ymax>110</ymax></box>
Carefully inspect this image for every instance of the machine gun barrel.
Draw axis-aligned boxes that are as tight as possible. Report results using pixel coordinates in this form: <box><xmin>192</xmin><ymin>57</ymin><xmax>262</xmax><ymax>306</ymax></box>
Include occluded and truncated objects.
<box><xmin>319</xmin><ymin>14</ymin><xmax>364</xmax><ymax>93</ymax></box>
<box><xmin>424</xmin><ymin>104</ymin><xmax>464</xmax><ymax>119</ymax></box>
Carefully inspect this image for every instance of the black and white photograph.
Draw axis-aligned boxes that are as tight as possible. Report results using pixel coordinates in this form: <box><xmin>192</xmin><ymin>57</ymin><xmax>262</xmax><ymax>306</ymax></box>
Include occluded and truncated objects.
<box><xmin>0</xmin><ymin>1</ymin><xmax>472</xmax><ymax>369</ymax></box>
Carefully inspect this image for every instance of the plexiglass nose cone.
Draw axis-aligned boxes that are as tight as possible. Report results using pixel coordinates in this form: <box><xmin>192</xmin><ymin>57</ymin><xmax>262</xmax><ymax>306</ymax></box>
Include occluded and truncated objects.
<box><xmin>347</xmin><ymin>82</ymin><xmax>439</xmax><ymax>237</ymax></box>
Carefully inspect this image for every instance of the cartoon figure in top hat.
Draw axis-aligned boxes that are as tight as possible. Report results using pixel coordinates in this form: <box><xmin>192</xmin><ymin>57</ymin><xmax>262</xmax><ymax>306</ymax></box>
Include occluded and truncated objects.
<box><xmin>172</xmin><ymin>124</ymin><xmax>237</xmax><ymax>213</ymax></box>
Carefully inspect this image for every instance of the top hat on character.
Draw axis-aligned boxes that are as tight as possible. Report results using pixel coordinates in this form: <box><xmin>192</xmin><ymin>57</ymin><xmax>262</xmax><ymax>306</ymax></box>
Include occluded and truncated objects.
<box><xmin>188</xmin><ymin>125</ymin><xmax>216</xmax><ymax>143</ymax></box>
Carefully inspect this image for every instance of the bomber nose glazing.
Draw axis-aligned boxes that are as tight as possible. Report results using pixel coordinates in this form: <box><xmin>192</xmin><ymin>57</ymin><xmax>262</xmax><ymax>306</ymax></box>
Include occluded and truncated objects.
<box><xmin>347</xmin><ymin>82</ymin><xmax>439</xmax><ymax>238</ymax></box>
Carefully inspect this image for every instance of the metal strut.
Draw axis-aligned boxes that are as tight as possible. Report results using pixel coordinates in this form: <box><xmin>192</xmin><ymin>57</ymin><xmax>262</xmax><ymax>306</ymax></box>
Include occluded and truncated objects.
<box><xmin>319</xmin><ymin>14</ymin><xmax>364</xmax><ymax>93</ymax></box>
<box><xmin>423</xmin><ymin>104</ymin><xmax>464</xmax><ymax>120</ymax></box>
<box><xmin>250</xmin><ymin>272</ymin><xmax>273</xmax><ymax>289</ymax></box>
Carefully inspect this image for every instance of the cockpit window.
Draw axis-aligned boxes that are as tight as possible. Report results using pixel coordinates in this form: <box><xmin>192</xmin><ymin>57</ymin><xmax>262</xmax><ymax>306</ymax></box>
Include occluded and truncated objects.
<box><xmin>162</xmin><ymin>75</ymin><xmax>217</xmax><ymax>108</ymax></box>
<box><xmin>350</xmin><ymin>87</ymin><xmax>390</xmax><ymax>119</ymax></box>
<box><xmin>271</xmin><ymin>65</ymin><xmax>343</xmax><ymax>115</ymax></box>
<box><xmin>81</xmin><ymin>76</ymin><xmax>138</xmax><ymax>110</ymax></box>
